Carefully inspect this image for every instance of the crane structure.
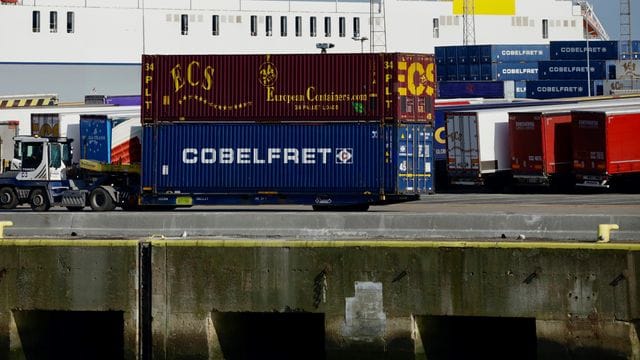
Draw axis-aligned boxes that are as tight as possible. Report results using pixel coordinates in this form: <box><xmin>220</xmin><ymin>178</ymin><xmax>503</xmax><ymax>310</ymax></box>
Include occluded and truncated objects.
<box><xmin>620</xmin><ymin>0</ymin><xmax>632</xmax><ymax>57</ymax></box>
<box><xmin>369</xmin><ymin>0</ymin><xmax>387</xmax><ymax>53</ymax></box>
<box><xmin>462</xmin><ymin>0</ymin><xmax>476</xmax><ymax>46</ymax></box>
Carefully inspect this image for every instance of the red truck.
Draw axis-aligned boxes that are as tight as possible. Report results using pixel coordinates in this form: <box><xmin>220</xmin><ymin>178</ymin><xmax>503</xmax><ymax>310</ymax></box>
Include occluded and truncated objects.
<box><xmin>571</xmin><ymin>106</ymin><xmax>640</xmax><ymax>188</ymax></box>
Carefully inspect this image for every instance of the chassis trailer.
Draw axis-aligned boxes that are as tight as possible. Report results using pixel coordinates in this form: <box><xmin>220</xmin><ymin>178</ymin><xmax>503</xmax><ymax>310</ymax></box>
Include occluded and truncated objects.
<box><xmin>0</xmin><ymin>123</ymin><xmax>434</xmax><ymax>211</ymax></box>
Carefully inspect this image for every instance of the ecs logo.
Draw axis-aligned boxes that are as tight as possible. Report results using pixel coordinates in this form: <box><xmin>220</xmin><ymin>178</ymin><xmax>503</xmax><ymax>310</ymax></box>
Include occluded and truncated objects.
<box><xmin>335</xmin><ymin>148</ymin><xmax>353</xmax><ymax>164</ymax></box>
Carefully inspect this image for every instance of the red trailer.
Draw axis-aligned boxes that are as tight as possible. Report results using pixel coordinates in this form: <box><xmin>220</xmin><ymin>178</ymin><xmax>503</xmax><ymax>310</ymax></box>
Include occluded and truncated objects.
<box><xmin>142</xmin><ymin>53</ymin><xmax>435</xmax><ymax>123</ymax></box>
<box><xmin>509</xmin><ymin>109</ymin><xmax>573</xmax><ymax>186</ymax></box>
<box><xmin>571</xmin><ymin>107</ymin><xmax>640</xmax><ymax>188</ymax></box>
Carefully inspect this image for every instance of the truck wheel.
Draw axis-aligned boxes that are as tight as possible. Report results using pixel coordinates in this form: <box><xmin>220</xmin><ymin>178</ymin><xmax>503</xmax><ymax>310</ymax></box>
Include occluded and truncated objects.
<box><xmin>89</xmin><ymin>187</ymin><xmax>116</xmax><ymax>211</ymax></box>
<box><xmin>0</xmin><ymin>187</ymin><xmax>18</xmax><ymax>209</ymax></box>
<box><xmin>29</xmin><ymin>189</ymin><xmax>50</xmax><ymax>212</ymax></box>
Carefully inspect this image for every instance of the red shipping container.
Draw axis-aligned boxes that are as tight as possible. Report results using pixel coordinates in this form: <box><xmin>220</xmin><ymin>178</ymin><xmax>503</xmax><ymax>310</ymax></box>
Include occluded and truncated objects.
<box><xmin>509</xmin><ymin>110</ymin><xmax>572</xmax><ymax>185</ymax></box>
<box><xmin>571</xmin><ymin>107</ymin><xmax>640</xmax><ymax>187</ymax></box>
<box><xmin>142</xmin><ymin>53</ymin><xmax>435</xmax><ymax>123</ymax></box>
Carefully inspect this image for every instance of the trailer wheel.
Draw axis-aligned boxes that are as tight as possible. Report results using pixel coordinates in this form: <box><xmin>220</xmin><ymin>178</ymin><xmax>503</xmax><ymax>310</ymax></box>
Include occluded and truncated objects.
<box><xmin>89</xmin><ymin>187</ymin><xmax>116</xmax><ymax>211</ymax></box>
<box><xmin>29</xmin><ymin>189</ymin><xmax>50</xmax><ymax>212</ymax></box>
<box><xmin>0</xmin><ymin>187</ymin><xmax>18</xmax><ymax>209</ymax></box>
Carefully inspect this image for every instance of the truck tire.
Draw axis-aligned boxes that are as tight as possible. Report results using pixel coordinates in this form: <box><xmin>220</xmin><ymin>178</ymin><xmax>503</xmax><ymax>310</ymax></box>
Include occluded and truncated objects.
<box><xmin>89</xmin><ymin>187</ymin><xmax>116</xmax><ymax>211</ymax></box>
<box><xmin>0</xmin><ymin>186</ymin><xmax>18</xmax><ymax>209</ymax></box>
<box><xmin>29</xmin><ymin>188</ymin><xmax>51</xmax><ymax>212</ymax></box>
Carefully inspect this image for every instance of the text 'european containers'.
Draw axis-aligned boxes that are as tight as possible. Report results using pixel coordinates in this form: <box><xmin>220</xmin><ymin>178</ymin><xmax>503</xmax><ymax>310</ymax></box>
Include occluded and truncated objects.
<box><xmin>142</xmin><ymin>53</ymin><xmax>436</xmax><ymax>123</ymax></box>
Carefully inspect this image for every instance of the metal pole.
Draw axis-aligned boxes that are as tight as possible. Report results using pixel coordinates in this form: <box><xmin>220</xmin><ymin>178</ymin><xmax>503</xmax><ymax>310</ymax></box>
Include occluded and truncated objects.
<box><xmin>586</xmin><ymin>33</ymin><xmax>591</xmax><ymax>96</ymax></box>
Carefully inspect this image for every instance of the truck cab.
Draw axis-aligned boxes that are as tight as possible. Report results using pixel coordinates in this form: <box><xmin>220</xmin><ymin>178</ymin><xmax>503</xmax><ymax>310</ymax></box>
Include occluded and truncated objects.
<box><xmin>0</xmin><ymin>136</ymin><xmax>76</xmax><ymax>211</ymax></box>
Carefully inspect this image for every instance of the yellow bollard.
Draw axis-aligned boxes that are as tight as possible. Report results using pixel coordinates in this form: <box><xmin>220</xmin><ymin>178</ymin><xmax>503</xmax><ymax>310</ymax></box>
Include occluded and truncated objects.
<box><xmin>0</xmin><ymin>221</ymin><xmax>13</xmax><ymax>239</ymax></box>
<box><xmin>597</xmin><ymin>224</ymin><xmax>619</xmax><ymax>243</ymax></box>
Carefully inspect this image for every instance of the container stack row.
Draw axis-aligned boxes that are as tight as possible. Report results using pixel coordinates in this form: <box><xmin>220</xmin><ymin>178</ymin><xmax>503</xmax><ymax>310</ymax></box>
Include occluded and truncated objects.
<box><xmin>138</xmin><ymin>53</ymin><xmax>437</xmax><ymax>207</ymax></box>
<box><xmin>436</xmin><ymin>40</ymin><xmax>640</xmax><ymax>100</ymax></box>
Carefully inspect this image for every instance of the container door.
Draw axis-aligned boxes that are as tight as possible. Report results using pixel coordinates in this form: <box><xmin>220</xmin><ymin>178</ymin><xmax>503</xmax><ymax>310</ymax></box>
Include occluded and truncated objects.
<box><xmin>392</xmin><ymin>124</ymin><xmax>433</xmax><ymax>194</ymax></box>
<box><xmin>572</xmin><ymin>113</ymin><xmax>606</xmax><ymax>176</ymax></box>
<box><xmin>80</xmin><ymin>117</ymin><xmax>113</xmax><ymax>163</ymax></box>
<box><xmin>447</xmin><ymin>113</ymin><xmax>479</xmax><ymax>172</ymax></box>
<box><xmin>509</xmin><ymin>114</ymin><xmax>543</xmax><ymax>175</ymax></box>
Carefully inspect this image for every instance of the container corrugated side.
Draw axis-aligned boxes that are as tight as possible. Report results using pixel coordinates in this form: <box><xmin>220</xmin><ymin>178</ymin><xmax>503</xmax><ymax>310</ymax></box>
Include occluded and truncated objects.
<box><xmin>550</xmin><ymin>41</ymin><xmax>619</xmax><ymax>61</ymax></box>
<box><xmin>605</xmin><ymin>60</ymin><xmax>640</xmax><ymax>80</ymax></box>
<box><xmin>572</xmin><ymin>109</ymin><xmax>640</xmax><ymax>176</ymax></box>
<box><xmin>525</xmin><ymin>80</ymin><xmax>591</xmax><ymax>99</ymax></box>
<box><xmin>142</xmin><ymin>122</ymin><xmax>432</xmax><ymax>195</ymax></box>
<box><xmin>538</xmin><ymin>60</ymin><xmax>606</xmax><ymax>80</ymax></box>
<box><xmin>620</xmin><ymin>41</ymin><xmax>640</xmax><ymax>60</ymax></box>
<box><xmin>142</xmin><ymin>53</ymin><xmax>435</xmax><ymax>123</ymax></box>
<box><xmin>79</xmin><ymin>115</ymin><xmax>112</xmax><ymax>163</ymax></box>
<box><xmin>485</xmin><ymin>45</ymin><xmax>550</xmax><ymax>63</ymax></box>
<box><xmin>494</xmin><ymin>62</ymin><xmax>539</xmax><ymax>81</ymax></box>
<box><xmin>437</xmin><ymin>81</ymin><xmax>505</xmax><ymax>99</ymax></box>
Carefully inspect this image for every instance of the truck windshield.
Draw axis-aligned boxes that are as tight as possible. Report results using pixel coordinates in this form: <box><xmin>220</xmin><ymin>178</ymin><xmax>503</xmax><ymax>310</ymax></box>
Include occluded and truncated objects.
<box><xmin>21</xmin><ymin>143</ymin><xmax>43</xmax><ymax>170</ymax></box>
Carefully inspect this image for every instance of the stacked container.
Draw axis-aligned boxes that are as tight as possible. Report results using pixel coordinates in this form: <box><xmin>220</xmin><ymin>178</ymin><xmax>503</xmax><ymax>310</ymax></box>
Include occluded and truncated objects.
<box><xmin>140</xmin><ymin>53</ymin><xmax>436</xmax><ymax>207</ymax></box>
<box><xmin>435</xmin><ymin>44</ymin><xmax>548</xmax><ymax>98</ymax></box>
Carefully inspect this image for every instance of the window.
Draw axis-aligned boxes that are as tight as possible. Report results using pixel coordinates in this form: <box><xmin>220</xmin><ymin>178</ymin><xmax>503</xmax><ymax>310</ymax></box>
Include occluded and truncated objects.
<box><xmin>280</xmin><ymin>16</ymin><xmax>287</xmax><ymax>37</ymax></box>
<box><xmin>324</xmin><ymin>17</ymin><xmax>331</xmax><ymax>37</ymax></box>
<box><xmin>542</xmin><ymin>19</ymin><xmax>548</xmax><ymax>39</ymax></box>
<box><xmin>433</xmin><ymin>18</ymin><xmax>439</xmax><ymax>38</ymax></box>
<box><xmin>295</xmin><ymin>16</ymin><xmax>302</xmax><ymax>37</ymax></box>
<box><xmin>181</xmin><ymin>14</ymin><xmax>188</xmax><ymax>35</ymax></box>
<box><xmin>212</xmin><ymin>15</ymin><xmax>219</xmax><ymax>36</ymax></box>
<box><xmin>49</xmin><ymin>11</ymin><xmax>57</xmax><ymax>33</ymax></box>
<box><xmin>310</xmin><ymin>16</ymin><xmax>317</xmax><ymax>37</ymax></box>
<box><xmin>250</xmin><ymin>15</ymin><xmax>257</xmax><ymax>36</ymax></box>
<box><xmin>339</xmin><ymin>17</ymin><xmax>345</xmax><ymax>37</ymax></box>
<box><xmin>66</xmin><ymin>11</ymin><xmax>74</xmax><ymax>33</ymax></box>
<box><xmin>32</xmin><ymin>11</ymin><xmax>40</xmax><ymax>32</ymax></box>
<box><xmin>265</xmin><ymin>15</ymin><xmax>272</xmax><ymax>36</ymax></box>
<box><xmin>353</xmin><ymin>17</ymin><xmax>360</xmax><ymax>38</ymax></box>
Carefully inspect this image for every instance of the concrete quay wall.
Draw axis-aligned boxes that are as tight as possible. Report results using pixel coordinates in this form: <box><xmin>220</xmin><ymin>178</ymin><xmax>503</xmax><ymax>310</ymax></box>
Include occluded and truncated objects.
<box><xmin>0</xmin><ymin>240</ymin><xmax>638</xmax><ymax>359</ymax></box>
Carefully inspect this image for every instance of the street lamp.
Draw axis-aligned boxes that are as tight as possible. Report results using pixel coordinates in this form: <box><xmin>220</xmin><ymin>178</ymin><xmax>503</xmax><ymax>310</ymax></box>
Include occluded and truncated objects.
<box><xmin>352</xmin><ymin>36</ymin><xmax>368</xmax><ymax>53</ymax></box>
<box><xmin>316</xmin><ymin>43</ymin><xmax>335</xmax><ymax>54</ymax></box>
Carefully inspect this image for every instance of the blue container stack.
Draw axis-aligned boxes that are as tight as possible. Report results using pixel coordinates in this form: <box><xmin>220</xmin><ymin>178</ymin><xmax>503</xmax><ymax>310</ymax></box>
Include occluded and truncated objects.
<box><xmin>435</xmin><ymin>44</ymin><xmax>549</xmax><ymax>98</ymax></box>
<box><xmin>435</xmin><ymin>41</ymin><xmax>640</xmax><ymax>99</ymax></box>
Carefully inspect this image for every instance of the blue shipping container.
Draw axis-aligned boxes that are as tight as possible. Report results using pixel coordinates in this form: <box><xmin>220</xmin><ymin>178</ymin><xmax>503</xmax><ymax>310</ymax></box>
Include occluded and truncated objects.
<box><xmin>495</xmin><ymin>62</ymin><xmax>539</xmax><ymax>81</ymax></box>
<box><xmin>515</xmin><ymin>81</ymin><xmax>527</xmax><ymax>99</ymax></box>
<box><xmin>478</xmin><ymin>44</ymin><xmax>549</xmax><ymax>63</ymax></box>
<box><xmin>446</xmin><ymin>64</ymin><xmax>458</xmax><ymax>81</ymax></box>
<box><xmin>437</xmin><ymin>81</ymin><xmax>505</xmax><ymax>99</ymax></box>
<box><xmin>550</xmin><ymin>41</ymin><xmax>619</xmax><ymax>60</ymax></box>
<box><xmin>436</xmin><ymin>63</ymin><xmax>447</xmax><ymax>82</ymax></box>
<box><xmin>445</xmin><ymin>46</ymin><xmax>457</xmax><ymax>64</ymax></box>
<box><xmin>525</xmin><ymin>80</ymin><xmax>594</xmax><ymax>99</ymax></box>
<box><xmin>456</xmin><ymin>46</ymin><xmax>469</xmax><ymax>64</ymax></box>
<box><xmin>620</xmin><ymin>41</ymin><xmax>640</xmax><ymax>60</ymax></box>
<box><xmin>142</xmin><ymin>123</ymin><xmax>433</xmax><ymax>196</ymax></box>
<box><xmin>79</xmin><ymin>116</ymin><xmax>113</xmax><ymax>163</ymax></box>
<box><xmin>538</xmin><ymin>60</ymin><xmax>606</xmax><ymax>80</ymax></box>
<box><xmin>105</xmin><ymin>95</ymin><xmax>141</xmax><ymax>106</ymax></box>
<box><xmin>457</xmin><ymin>64</ymin><xmax>470</xmax><ymax>80</ymax></box>
<box><xmin>435</xmin><ymin>46</ymin><xmax>446</xmax><ymax>65</ymax></box>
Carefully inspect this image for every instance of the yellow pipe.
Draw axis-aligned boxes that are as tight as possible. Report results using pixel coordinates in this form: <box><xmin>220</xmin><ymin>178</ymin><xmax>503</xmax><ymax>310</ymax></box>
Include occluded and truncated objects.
<box><xmin>597</xmin><ymin>224</ymin><xmax>619</xmax><ymax>243</ymax></box>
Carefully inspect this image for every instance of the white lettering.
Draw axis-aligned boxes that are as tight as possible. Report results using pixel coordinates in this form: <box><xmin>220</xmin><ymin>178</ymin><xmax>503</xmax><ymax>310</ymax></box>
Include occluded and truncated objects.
<box><xmin>283</xmin><ymin>148</ymin><xmax>299</xmax><ymax>164</ymax></box>
<box><xmin>303</xmin><ymin>148</ymin><xmax>316</xmax><ymax>164</ymax></box>
<box><xmin>219</xmin><ymin>148</ymin><xmax>234</xmax><ymax>164</ymax></box>
<box><xmin>237</xmin><ymin>148</ymin><xmax>251</xmax><ymax>164</ymax></box>
<box><xmin>268</xmin><ymin>148</ymin><xmax>281</xmax><ymax>164</ymax></box>
<box><xmin>183</xmin><ymin>148</ymin><xmax>198</xmax><ymax>164</ymax></box>
<box><xmin>201</xmin><ymin>148</ymin><xmax>216</xmax><ymax>164</ymax></box>
<box><xmin>253</xmin><ymin>148</ymin><xmax>265</xmax><ymax>164</ymax></box>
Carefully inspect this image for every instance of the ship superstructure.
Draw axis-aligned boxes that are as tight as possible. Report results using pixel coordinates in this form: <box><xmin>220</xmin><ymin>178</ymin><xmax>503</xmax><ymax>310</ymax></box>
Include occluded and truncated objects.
<box><xmin>0</xmin><ymin>0</ymin><xmax>605</xmax><ymax>100</ymax></box>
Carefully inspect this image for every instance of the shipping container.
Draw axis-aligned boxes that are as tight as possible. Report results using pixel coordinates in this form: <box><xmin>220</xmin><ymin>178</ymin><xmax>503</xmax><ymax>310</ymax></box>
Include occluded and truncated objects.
<box><xmin>436</xmin><ymin>63</ymin><xmax>447</xmax><ymax>82</ymax></box>
<box><xmin>435</xmin><ymin>46</ymin><xmax>446</xmax><ymax>65</ymax></box>
<box><xmin>104</xmin><ymin>95</ymin><xmax>141</xmax><ymax>106</ymax></box>
<box><xmin>79</xmin><ymin>114</ymin><xmax>141</xmax><ymax>164</ymax></box>
<box><xmin>445</xmin><ymin>64</ymin><xmax>458</xmax><ymax>81</ymax></box>
<box><xmin>549</xmin><ymin>41</ymin><xmax>619</xmax><ymax>61</ymax></box>
<box><xmin>509</xmin><ymin>109</ymin><xmax>573</xmax><ymax>186</ymax></box>
<box><xmin>509</xmin><ymin>100</ymin><xmax>640</xmax><ymax>186</ymax></box>
<box><xmin>142</xmin><ymin>53</ymin><xmax>436</xmax><ymax>123</ymax></box>
<box><xmin>619</xmin><ymin>40</ymin><xmax>640</xmax><ymax>60</ymax></box>
<box><xmin>493</xmin><ymin>62</ymin><xmax>539</xmax><ymax>81</ymax></box>
<box><xmin>445</xmin><ymin>46</ymin><xmax>457</xmax><ymax>64</ymax></box>
<box><xmin>444</xmin><ymin>98</ymin><xmax>640</xmax><ymax>187</ymax></box>
<box><xmin>456</xmin><ymin>46</ymin><xmax>469</xmax><ymax>64</ymax></box>
<box><xmin>538</xmin><ymin>60</ymin><xmax>606</xmax><ymax>80</ymax></box>
<box><xmin>478</xmin><ymin>44</ymin><xmax>550</xmax><ymax>63</ymax></box>
<box><xmin>437</xmin><ymin>81</ymin><xmax>507</xmax><ymax>99</ymax></box>
<box><xmin>445</xmin><ymin>108</ymin><xmax>511</xmax><ymax>186</ymax></box>
<box><xmin>141</xmin><ymin>122</ymin><xmax>433</xmax><ymax>205</ymax></box>
<box><xmin>605</xmin><ymin>60</ymin><xmax>640</xmax><ymax>80</ymax></box>
<box><xmin>515</xmin><ymin>81</ymin><xmax>527</xmax><ymax>98</ymax></box>
<box><xmin>571</xmin><ymin>107</ymin><xmax>640</xmax><ymax>187</ymax></box>
<box><xmin>457</xmin><ymin>63</ymin><xmax>470</xmax><ymax>81</ymax></box>
<box><xmin>525</xmin><ymin>80</ymin><xmax>594</xmax><ymax>99</ymax></box>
